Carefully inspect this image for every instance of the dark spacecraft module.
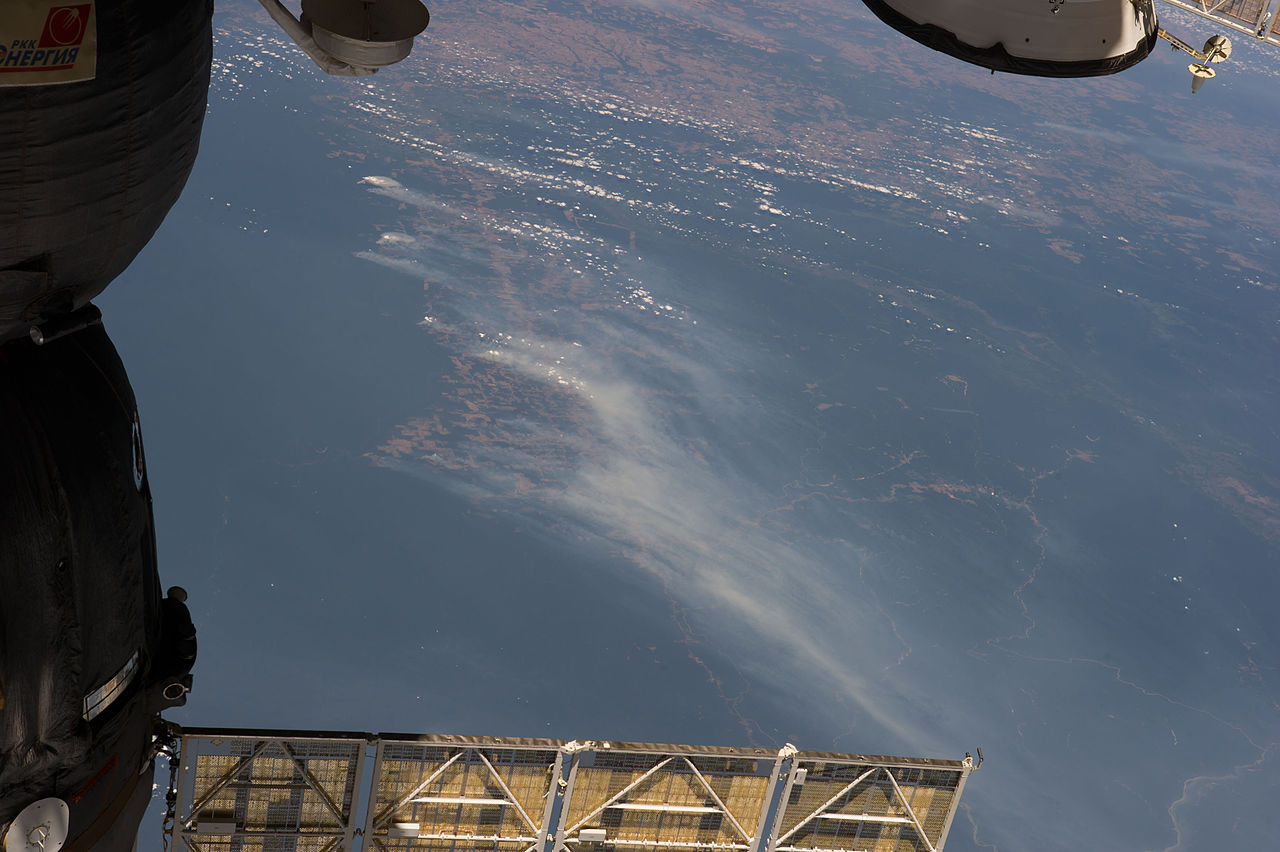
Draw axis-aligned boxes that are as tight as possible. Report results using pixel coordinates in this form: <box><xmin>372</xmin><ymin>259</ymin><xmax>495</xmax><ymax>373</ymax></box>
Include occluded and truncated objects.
<box><xmin>0</xmin><ymin>0</ymin><xmax>213</xmax><ymax>343</ymax></box>
<box><xmin>1</xmin><ymin>2</ymin><xmax>210</xmax><ymax>850</ymax></box>
<box><xmin>0</xmin><ymin>317</ymin><xmax>197</xmax><ymax>852</ymax></box>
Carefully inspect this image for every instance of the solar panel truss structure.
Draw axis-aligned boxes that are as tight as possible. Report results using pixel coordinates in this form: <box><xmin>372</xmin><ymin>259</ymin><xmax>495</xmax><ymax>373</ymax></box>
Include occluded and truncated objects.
<box><xmin>170</xmin><ymin>730</ymin><xmax>369</xmax><ymax>852</ymax></box>
<box><xmin>170</xmin><ymin>730</ymin><xmax>973</xmax><ymax>852</ymax></box>
<box><xmin>1160</xmin><ymin>0</ymin><xmax>1280</xmax><ymax>47</ymax></box>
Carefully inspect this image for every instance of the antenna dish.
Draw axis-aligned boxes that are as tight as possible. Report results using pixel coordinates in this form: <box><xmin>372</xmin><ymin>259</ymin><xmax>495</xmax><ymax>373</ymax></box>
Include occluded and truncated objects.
<box><xmin>1188</xmin><ymin>62</ymin><xmax>1216</xmax><ymax>93</ymax></box>
<box><xmin>302</xmin><ymin>0</ymin><xmax>430</xmax><ymax>69</ymax></box>
<box><xmin>1202</xmin><ymin>34</ymin><xmax>1233</xmax><ymax>61</ymax></box>
<box><xmin>3</xmin><ymin>799</ymin><xmax>70</xmax><ymax>852</ymax></box>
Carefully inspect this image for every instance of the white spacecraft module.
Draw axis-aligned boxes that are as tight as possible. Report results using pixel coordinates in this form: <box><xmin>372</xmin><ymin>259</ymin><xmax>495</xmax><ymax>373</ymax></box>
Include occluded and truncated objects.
<box><xmin>860</xmin><ymin>0</ymin><xmax>1161</xmax><ymax>77</ymax></box>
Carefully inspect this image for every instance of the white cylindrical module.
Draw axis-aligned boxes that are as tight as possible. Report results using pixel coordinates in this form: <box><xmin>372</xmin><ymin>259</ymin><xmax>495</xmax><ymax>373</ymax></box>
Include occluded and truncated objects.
<box><xmin>860</xmin><ymin>0</ymin><xmax>1160</xmax><ymax>77</ymax></box>
<box><xmin>0</xmin><ymin>1</ymin><xmax>214</xmax><ymax>342</ymax></box>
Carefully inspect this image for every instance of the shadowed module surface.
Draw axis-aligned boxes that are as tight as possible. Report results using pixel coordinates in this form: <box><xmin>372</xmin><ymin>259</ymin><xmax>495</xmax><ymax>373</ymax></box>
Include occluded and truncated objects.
<box><xmin>0</xmin><ymin>322</ymin><xmax>195</xmax><ymax>852</ymax></box>
<box><xmin>0</xmin><ymin>0</ymin><xmax>211</xmax><ymax>343</ymax></box>
<box><xmin>1</xmin><ymin>2</ymin><xmax>209</xmax><ymax>849</ymax></box>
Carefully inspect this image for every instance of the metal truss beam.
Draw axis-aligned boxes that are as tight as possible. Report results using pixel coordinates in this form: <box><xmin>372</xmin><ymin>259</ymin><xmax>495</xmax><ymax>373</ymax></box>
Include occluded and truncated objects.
<box><xmin>556</xmin><ymin>755</ymin><xmax>676</xmax><ymax>844</ymax></box>
<box><xmin>474</xmin><ymin>749</ymin><xmax>540</xmax><ymax>833</ymax></box>
<box><xmin>368</xmin><ymin>749</ymin><xmax>464</xmax><ymax>834</ymax></box>
<box><xmin>681</xmin><ymin>756</ymin><xmax>752</xmax><ymax>842</ymax></box>
<box><xmin>281</xmin><ymin>741</ymin><xmax>348</xmax><ymax>826</ymax></box>
<box><xmin>883</xmin><ymin>765</ymin><xmax>936</xmax><ymax>852</ymax></box>
<box><xmin>182</xmin><ymin>739</ymin><xmax>270</xmax><ymax>821</ymax></box>
<box><xmin>771</xmin><ymin>767</ymin><xmax>877</xmax><ymax>848</ymax></box>
<box><xmin>1159</xmin><ymin>0</ymin><xmax>1280</xmax><ymax>45</ymax></box>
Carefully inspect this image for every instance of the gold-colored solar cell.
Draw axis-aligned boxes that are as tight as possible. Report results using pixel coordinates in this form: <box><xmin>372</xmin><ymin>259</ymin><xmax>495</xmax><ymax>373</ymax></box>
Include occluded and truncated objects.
<box><xmin>872</xmin><ymin>824</ymin><xmax>901</xmax><ymax>852</ymax></box>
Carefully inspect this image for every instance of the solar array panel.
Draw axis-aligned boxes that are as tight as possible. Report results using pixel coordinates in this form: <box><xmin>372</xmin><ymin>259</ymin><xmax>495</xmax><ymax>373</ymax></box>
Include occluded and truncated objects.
<box><xmin>169</xmin><ymin>730</ymin><xmax>973</xmax><ymax>852</ymax></box>
<box><xmin>170</xmin><ymin>731</ymin><xmax>367</xmax><ymax>852</ymax></box>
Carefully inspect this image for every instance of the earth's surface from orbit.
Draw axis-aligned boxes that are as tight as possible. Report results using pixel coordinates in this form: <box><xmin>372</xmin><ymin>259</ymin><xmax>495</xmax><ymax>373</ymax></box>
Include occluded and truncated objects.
<box><xmin>102</xmin><ymin>2</ymin><xmax>1278</xmax><ymax>850</ymax></box>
